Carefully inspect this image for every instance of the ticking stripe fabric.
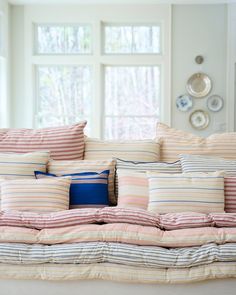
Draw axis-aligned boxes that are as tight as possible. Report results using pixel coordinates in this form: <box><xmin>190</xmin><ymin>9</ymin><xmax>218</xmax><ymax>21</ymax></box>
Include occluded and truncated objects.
<box><xmin>147</xmin><ymin>171</ymin><xmax>225</xmax><ymax>214</ymax></box>
<box><xmin>1</xmin><ymin>177</ymin><xmax>71</xmax><ymax>212</ymax></box>
<box><xmin>116</xmin><ymin>159</ymin><xmax>182</xmax><ymax>210</ymax></box>
<box><xmin>0</xmin><ymin>151</ymin><xmax>49</xmax><ymax>179</ymax></box>
<box><xmin>0</xmin><ymin>122</ymin><xmax>87</xmax><ymax>160</ymax></box>
<box><xmin>1</xmin><ymin>262</ymin><xmax>236</xmax><ymax>283</ymax></box>
<box><xmin>0</xmin><ymin>242</ymin><xmax>235</xmax><ymax>268</ymax></box>
<box><xmin>180</xmin><ymin>154</ymin><xmax>236</xmax><ymax>213</ymax></box>
<box><xmin>180</xmin><ymin>154</ymin><xmax>236</xmax><ymax>175</ymax></box>
<box><xmin>84</xmin><ymin>138</ymin><xmax>160</xmax><ymax>162</ymax></box>
<box><xmin>35</xmin><ymin>170</ymin><xmax>109</xmax><ymax>209</ymax></box>
<box><xmin>48</xmin><ymin>159</ymin><xmax>116</xmax><ymax>205</ymax></box>
<box><xmin>156</xmin><ymin>123</ymin><xmax>236</xmax><ymax>162</ymax></box>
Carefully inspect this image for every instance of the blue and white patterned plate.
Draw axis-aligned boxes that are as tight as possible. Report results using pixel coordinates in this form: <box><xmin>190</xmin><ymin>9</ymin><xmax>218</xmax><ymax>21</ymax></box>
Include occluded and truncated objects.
<box><xmin>176</xmin><ymin>95</ymin><xmax>193</xmax><ymax>112</ymax></box>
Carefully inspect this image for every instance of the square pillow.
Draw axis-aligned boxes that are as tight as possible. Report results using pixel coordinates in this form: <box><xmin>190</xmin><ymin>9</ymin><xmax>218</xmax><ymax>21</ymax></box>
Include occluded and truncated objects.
<box><xmin>156</xmin><ymin>123</ymin><xmax>236</xmax><ymax>162</ymax></box>
<box><xmin>0</xmin><ymin>122</ymin><xmax>87</xmax><ymax>160</ymax></box>
<box><xmin>1</xmin><ymin>177</ymin><xmax>71</xmax><ymax>212</ymax></box>
<box><xmin>84</xmin><ymin>138</ymin><xmax>160</xmax><ymax>162</ymax></box>
<box><xmin>180</xmin><ymin>154</ymin><xmax>236</xmax><ymax>213</ymax></box>
<box><xmin>147</xmin><ymin>171</ymin><xmax>225</xmax><ymax>214</ymax></box>
<box><xmin>0</xmin><ymin>151</ymin><xmax>49</xmax><ymax>179</ymax></box>
<box><xmin>116</xmin><ymin>159</ymin><xmax>182</xmax><ymax>210</ymax></box>
<box><xmin>48</xmin><ymin>159</ymin><xmax>116</xmax><ymax>205</ymax></box>
<box><xmin>35</xmin><ymin>170</ymin><xmax>109</xmax><ymax>208</ymax></box>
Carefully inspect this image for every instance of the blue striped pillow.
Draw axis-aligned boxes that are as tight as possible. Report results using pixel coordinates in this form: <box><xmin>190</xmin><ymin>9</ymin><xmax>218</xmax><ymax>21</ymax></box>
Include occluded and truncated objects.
<box><xmin>35</xmin><ymin>170</ymin><xmax>109</xmax><ymax>208</ymax></box>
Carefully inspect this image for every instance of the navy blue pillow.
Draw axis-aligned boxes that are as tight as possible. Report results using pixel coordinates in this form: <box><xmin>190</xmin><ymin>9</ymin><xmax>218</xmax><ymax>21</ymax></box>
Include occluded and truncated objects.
<box><xmin>35</xmin><ymin>170</ymin><xmax>109</xmax><ymax>208</ymax></box>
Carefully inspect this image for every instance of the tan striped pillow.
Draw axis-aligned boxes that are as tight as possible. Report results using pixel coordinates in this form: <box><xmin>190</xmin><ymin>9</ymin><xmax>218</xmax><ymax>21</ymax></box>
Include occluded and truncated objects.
<box><xmin>84</xmin><ymin>138</ymin><xmax>160</xmax><ymax>162</ymax></box>
<box><xmin>147</xmin><ymin>171</ymin><xmax>225</xmax><ymax>214</ymax></box>
<box><xmin>0</xmin><ymin>151</ymin><xmax>49</xmax><ymax>179</ymax></box>
<box><xmin>1</xmin><ymin>177</ymin><xmax>71</xmax><ymax>212</ymax></box>
<box><xmin>48</xmin><ymin>159</ymin><xmax>116</xmax><ymax>205</ymax></box>
<box><xmin>156</xmin><ymin>123</ymin><xmax>236</xmax><ymax>162</ymax></box>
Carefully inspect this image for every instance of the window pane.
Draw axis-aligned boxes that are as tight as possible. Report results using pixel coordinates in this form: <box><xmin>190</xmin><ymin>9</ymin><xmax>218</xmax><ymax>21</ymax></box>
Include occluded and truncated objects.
<box><xmin>36</xmin><ymin>25</ymin><xmax>92</xmax><ymax>54</ymax></box>
<box><xmin>37</xmin><ymin>66</ymin><xmax>92</xmax><ymax>134</ymax></box>
<box><xmin>105</xmin><ymin>66</ymin><xmax>160</xmax><ymax>139</ymax></box>
<box><xmin>105</xmin><ymin>66</ymin><xmax>160</xmax><ymax>116</ymax></box>
<box><xmin>105</xmin><ymin>117</ymin><xmax>158</xmax><ymax>140</ymax></box>
<box><xmin>104</xmin><ymin>25</ymin><xmax>161</xmax><ymax>54</ymax></box>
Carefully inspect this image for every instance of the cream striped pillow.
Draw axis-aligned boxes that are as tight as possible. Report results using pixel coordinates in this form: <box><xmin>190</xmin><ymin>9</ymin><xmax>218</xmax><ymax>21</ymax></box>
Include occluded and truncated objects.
<box><xmin>1</xmin><ymin>177</ymin><xmax>71</xmax><ymax>212</ymax></box>
<box><xmin>147</xmin><ymin>171</ymin><xmax>225</xmax><ymax>214</ymax></box>
<box><xmin>84</xmin><ymin>138</ymin><xmax>160</xmax><ymax>162</ymax></box>
<box><xmin>156</xmin><ymin>123</ymin><xmax>236</xmax><ymax>162</ymax></box>
<box><xmin>48</xmin><ymin>159</ymin><xmax>116</xmax><ymax>205</ymax></box>
<box><xmin>0</xmin><ymin>151</ymin><xmax>49</xmax><ymax>179</ymax></box>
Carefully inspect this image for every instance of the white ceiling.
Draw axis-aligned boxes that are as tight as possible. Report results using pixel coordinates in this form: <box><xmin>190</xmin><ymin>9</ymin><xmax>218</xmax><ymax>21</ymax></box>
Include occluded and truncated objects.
<box><xmin>7</xmin><ymin>0</ymin><xmax>236</xmax><ymax>5</ymax></box>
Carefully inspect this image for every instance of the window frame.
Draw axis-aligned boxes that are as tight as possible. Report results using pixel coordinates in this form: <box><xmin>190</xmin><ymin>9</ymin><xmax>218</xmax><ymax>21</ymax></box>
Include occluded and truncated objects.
<box><xmin>23</xmin><ymin>5</ymin><xmax>171</xmax><ymax>139</ymax></box>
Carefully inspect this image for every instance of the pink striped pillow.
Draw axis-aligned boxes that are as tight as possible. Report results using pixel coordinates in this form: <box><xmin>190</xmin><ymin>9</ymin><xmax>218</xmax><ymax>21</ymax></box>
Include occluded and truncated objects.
<box><xmin>225</xmin><ymin>177</ymin><xmax>236</xmax><ymax>213</ymax></box>
<box><xmin>0</xmin><ymin>122</ymin><xmax>87</xmax><ymax>160</ymax></box>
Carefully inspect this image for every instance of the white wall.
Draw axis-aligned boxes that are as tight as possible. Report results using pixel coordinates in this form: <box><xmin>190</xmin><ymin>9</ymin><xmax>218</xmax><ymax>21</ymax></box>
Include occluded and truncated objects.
<box><xmin>172</xmin><ymin>4</ymin><xmax>227</xmax><ymax>136</ymax></box>
<box><xmin>0</xmin><ymin>0</ymin><xmax>10</xmax><ymax>128</ymax></box>
<box><xmin>9</xmin><ymin>4</ymin><xmax>227</xmax><ymax>136</ymax></box>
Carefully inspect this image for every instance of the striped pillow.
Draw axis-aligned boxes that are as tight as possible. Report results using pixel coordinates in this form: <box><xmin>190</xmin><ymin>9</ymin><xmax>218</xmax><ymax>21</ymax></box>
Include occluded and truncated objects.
<box><xmin>0</xmin><ymin>122</ymin><xmax>87</xmax><ymax>160</ymax></box>
<box><xmin>84</xmin><ymin>138</ymin><xmax>160</xmax><ymax>162</ymax></box>
<box><xmin>35</xmin><ymin>170</ymin><xmax>109</xmax><ymax>209</ymax></box>
<box><xmin>156</xmin><ymin>123</ymin><xmax>236</xmax><ymax>162</ymax></box>
<box><xmin>147</xmin><ymin>171</ymin><xmax>225</xmax><ymax>214</ymax></box>
<box><xmin>225</xmin><ymin>177</ymin><xmax>236</xmax><ymax>213</ymax></box>
<box><xmin>1</xmin><ymin>177</ymin><xmax>71</xmax><ymax>212</ymax></box>
<box><xmin>0</xmin><ymin>151</ymin><xmax>49</xmax><ymax>179</ymax></box>
<box><xmin>180</xmin><ymin>154</ymin><xmax>236</xmax><ymax>213</ymax></box>
<box><xmin>48</xmin><ymin>159</ymin><xmax>116</xmax><ymax>205</ymax></box>
<box><xmin>116</xmin><ymin>160</ymin><xmax>182</xmax><ymax>210</ymax></box>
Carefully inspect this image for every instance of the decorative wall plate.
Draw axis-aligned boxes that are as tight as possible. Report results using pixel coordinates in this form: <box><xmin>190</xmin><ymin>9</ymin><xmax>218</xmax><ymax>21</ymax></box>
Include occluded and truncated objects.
<box><xmin>207</xmin><ymin>95</ymin><xmax>224</xmax><ymax>112</ymax></box>
<box><xmin>189</xmin><ymin>110</ymin><xmax>210</xmax><ymax>130</ymax></box>
<box><xmin>186</xmin><ymin>73</ymin><xmax>212</xmax><ymax>98</ymax></box>
<box><xmin>176</xmin><ymin>94</ymin><xmax>193</xmax><ymax>112</ymax></box>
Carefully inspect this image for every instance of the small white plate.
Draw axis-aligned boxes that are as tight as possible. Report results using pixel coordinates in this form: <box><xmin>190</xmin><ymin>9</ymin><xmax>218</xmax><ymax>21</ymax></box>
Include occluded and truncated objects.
<box><xmin>189</xmin><ymin>110</ymin><xmax>210</xmax><ymax>130</ymax></box>
<box><xmin>207</xmin><ymin>95</ymin><xmax>224</xmax><ymax>112</ymax></box>
<box><xmin>176</xmin><ymin>95</ymin><xmax>193</xmax><ymax>112</ymax></box>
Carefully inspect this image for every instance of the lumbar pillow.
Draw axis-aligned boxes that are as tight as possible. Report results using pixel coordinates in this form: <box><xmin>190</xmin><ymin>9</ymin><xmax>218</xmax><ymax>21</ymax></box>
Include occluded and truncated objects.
<box><xmin>180</xmin><ymin>154</ymin><xmax>236</xmax><ymax>175</ymax></box>
<box><xmin>180</xmin><ymin>154</ymin><xmax>236</xmax><ymax>213</ymax></box>
<box><xmin>156</xmin><ymin>123</ymin><xmax>236</xmax><ymax>162</ymax></box>
<box><xmin>147</xmin><ymin>171</ymin><xmax>225</xmax><ymax>214</ymax></box>
<box><xmin>35</xmin><ymin>170</ymin><xmax>109</xmax><ymax>208</ymax></box>
<box><xmin>116</xmin><ymin>159</ymin><xmax>182</xmax><ymax>210</ymax></box>
<box><xmin>0</xmin><ymin>121</ymin><xmax>87</xmax><ymax>160</ymax></box>
<box><xmin>84</xmin><ymin>138</ymin><xmax>160</xmax><ymax>162</ymax></box>
<box><xmin>1</xmin><ymin>177</ymin><xmax>71</xmax><ymax>212</ymax></box>
<box><xmin>48</xmin><ymin>159</ymin><xmax>116</xmax><ymax>205</ymax></box>
<box><xmin>0</xmin><ymin>151</ymin><xmax>49</xmax><ymax>179</ymax></box>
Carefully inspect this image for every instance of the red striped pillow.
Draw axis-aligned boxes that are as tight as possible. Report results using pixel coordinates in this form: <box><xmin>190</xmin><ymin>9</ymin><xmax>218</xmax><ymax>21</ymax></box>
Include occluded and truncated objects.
<box><xmin>225</xmin><ymin>177</ymin><xmax>236</xmax><ymax>213</ymax></box>
<box><xmin>0</xmin><ymin>122</ymin><xmax>87</xmax><ymax>160</ymax></box>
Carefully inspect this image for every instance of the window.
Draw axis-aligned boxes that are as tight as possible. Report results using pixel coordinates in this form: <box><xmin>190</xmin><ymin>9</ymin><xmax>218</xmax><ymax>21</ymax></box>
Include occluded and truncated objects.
<box><xmin>36</xmin><ymin>24</ymin><xmax>92</xmax><ymax>54</ymax></box>
<box><xmin>32</xmin><ymin>7</ymin><xmax>170</xmax><ymax>139</ymax></box>
<box><xmin>104</xmin><ymin>24</ymin><xmax>161</xmax><ymax>54</ymax></box>
<box><xmin>105</xmin><ymin>66</ymin><xmax>160</xmax><ymax>139</ymax></box>
<box><xmin>36</xmin><ymin>66</ymin><xmax>92</xmax><ymax>133</ymax></box>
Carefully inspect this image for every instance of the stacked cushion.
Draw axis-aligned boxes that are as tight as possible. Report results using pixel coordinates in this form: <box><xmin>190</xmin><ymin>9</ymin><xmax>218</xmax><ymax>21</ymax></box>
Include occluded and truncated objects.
<box><xmin>35</xmin><ymin>170</ymin><xmax>109</xmax><ymax>209</ymax></box>
<box><xmin>84</xmin><ymin>138</ymin><xmax>160</xmax><ymax>162</ymax></box>
<box><xmin>1</xmin><ymin>177</ymin><xmax>71</xmax><ymax>212</ymax></box>
<box><xmin>156</xmin><ymin>123</ymin><xmax>236</xmax><ymax>162</ymax></box>
<box><xmin>0</xmin><ymin>151</ymin><xmax>49</xmax><ymax>179</ymax></box>
<box><xmin>48</xmin><ymin>159</ymin><xmax>116</xmax><ymax>205</ymax></box>
<box><xmin>116</xmin><ymin>159</ymin><xmax>182</xmax><ymax>210</ymax></box>
<box><xmin>0</xmin><ymin>122</ymin><xmax>87</xmax><ymax>160</ymax></box>
<box><xmin>147</xmin><ymin>171</ymin><xmax>225</xmax><ymax>214</ymax></box>
<box><xmin>180</xmin><ymin>154</ymin><xmax>236</xmax><ymax>213</ymax></box>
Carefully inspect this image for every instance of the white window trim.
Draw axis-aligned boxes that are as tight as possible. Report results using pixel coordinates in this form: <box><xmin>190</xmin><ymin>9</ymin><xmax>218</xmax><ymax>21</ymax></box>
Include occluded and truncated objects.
<box><xmin>23</xmin><ymin>4</ymin><xmax>172</xmax><ymax>138</ymax></box>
